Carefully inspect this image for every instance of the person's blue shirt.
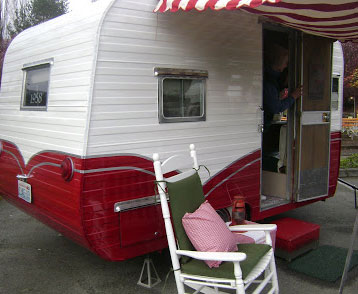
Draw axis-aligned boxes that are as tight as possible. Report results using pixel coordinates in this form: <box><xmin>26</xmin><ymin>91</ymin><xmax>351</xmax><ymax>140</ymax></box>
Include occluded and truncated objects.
<box><xmin>263</xmin><ymin>67</ymin><xmax>294</xmax><ymax>131</ymax></box>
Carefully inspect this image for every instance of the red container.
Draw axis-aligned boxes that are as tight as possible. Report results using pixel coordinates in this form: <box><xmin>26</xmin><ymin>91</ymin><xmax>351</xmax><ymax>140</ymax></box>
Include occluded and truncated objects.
<box><xmin>231</xmin><ymin>195</ymin><xmax>246</xmax><ymax>225</ymax></box>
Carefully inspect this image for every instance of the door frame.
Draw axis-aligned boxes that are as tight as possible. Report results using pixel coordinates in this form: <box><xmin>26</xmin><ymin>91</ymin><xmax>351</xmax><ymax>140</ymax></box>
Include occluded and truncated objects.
<box><xmin>260</xmin><ymin>24</ymin><xmax>298</xmax><ymax>205</ymax></box>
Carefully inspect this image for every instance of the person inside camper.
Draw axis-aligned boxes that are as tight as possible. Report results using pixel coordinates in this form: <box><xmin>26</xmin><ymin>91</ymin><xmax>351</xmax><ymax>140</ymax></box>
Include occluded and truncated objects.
<box><xmin>262</xmin><ymin>43</ymin><xmax>302</xmax><ymax>173</ymax></box>
<box><xmin>263</xmin><ymin>43</ymin><xmax>301</xmax><ymax>130</ymax></box>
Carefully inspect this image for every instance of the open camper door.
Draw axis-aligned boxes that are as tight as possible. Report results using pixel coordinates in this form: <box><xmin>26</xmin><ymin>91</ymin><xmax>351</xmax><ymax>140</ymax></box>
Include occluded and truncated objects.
<box><xmin>296</xmin><ymin>35</ymin><xmax>332</xmax><ymax>202</ymax></box>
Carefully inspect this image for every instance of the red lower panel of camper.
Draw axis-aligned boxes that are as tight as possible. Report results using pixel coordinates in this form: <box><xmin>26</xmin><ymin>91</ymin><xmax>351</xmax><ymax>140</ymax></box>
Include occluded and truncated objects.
<box><xmin>0</xmin><ymin>132</ymin><xmax>340</xmax><ymax>261</ymax></box>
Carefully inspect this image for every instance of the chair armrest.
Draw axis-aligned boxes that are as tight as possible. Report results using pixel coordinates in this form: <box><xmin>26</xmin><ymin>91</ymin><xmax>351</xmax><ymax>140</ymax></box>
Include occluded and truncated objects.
<box><xmin>176</xmin><ymin>250</ymin><xmax>247</xmax><ymax>262</ymax></box>
<box><xmin>229</xmin><ymin>224</ymin><xmax>277</xmax><ymax>232</ymax></box>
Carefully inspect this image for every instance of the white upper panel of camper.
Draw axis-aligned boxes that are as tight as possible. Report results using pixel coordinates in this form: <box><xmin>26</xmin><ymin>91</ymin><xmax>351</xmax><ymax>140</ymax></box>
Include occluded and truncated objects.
<box><xmin>0</xmin><ymin>0</ymin><xmax>115</xmax><ymax>162</ymax></box>
<box><xmin>0</xmin><ymin>0</ymin><xmax>266</xmax><ymax>167</ymax></box>
<box><xmin>0</xmin><ymin>0</ymin><xmax>343</xmax><ymax>167</ymax></box>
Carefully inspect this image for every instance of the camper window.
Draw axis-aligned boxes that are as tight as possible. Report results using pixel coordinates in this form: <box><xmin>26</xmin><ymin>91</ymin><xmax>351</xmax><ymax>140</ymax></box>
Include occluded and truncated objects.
<box><xmin>21</xmin><ymin>62</ymin><xmax>51</xmax><ymax>110</ymax></box>
<box><xmin>155</xmin><ymin>68</ymin><xmax>207</xmax><ymax>123</ymax></box>
<box><xmin>331</xmin><ymin>75</ymin><xmax>339</xmax><ymax>111</ymax></box>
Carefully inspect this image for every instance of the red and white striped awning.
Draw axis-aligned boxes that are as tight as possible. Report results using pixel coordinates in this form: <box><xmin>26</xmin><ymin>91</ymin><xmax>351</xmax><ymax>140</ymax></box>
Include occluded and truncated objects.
<box><xmin>154</xmin><ymin>0</ymin><xmax>280</xmax><ymax>12</ymax></box>
<box><xmin>155</xmin><ymin>0</ymin><xmax>358</xmax><ymax>42</ymax></box>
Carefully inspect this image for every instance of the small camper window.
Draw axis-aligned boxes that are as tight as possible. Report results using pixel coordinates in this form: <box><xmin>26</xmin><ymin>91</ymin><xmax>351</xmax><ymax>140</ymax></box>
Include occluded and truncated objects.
<box><xmin>155</xmin><ymin>68</ymin><xmax>207</xmax><ymax>123</ymax></box>
<box><xmin>331</xmin><ymin>75</ymin><xmax>339</xmax><ymax>111</ymax></box>
<box><xmin>21</xmin><ymin>60</ymin><xmax>52</xmax><ymax>110</ymax></box>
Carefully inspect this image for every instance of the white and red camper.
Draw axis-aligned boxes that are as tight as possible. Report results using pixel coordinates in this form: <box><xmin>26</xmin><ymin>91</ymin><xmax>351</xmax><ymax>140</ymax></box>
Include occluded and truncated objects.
<box><xmin>0</xmin><ymin>0</ymin><xmax>353</xmax><ymax>261</ymax></box>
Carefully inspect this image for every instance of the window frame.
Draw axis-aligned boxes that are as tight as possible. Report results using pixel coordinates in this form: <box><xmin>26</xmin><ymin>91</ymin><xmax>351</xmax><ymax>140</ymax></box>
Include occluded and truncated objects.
<box><xmin>20</xmin><ymin>58</ymin><xmax>53</xmax><ymax>111</ymax></box>
<box><xmin>155</xmin><ymin>68</ymin><xmax>208</xmax><ymax>123</ymax></box>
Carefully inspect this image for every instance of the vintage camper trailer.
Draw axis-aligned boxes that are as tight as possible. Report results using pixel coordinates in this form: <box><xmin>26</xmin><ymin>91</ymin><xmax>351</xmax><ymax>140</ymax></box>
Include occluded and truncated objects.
<box><xmin>0</xmin><ymin>0</ymin><xmax>347</xmax><ymax>261</ymax></box>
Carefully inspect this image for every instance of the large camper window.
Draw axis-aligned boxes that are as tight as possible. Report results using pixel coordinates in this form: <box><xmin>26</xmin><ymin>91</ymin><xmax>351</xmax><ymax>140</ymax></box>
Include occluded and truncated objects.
<box><xmin>21</xmin><ymin>61</ymin><xmax>52</xmax><ymax>110</ymax></box>
<box><xmin>155</xmin><ymin>68</ymin><xmax>207</xmax><ymax>123</ymax></box>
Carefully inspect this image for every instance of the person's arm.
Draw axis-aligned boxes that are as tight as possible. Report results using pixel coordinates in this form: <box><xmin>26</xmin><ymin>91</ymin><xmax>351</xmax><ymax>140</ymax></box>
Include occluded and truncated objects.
<box><xmin>264</xmin><ymin>83</ymin><xmax>295</xmax><ymax>114</ymax></box>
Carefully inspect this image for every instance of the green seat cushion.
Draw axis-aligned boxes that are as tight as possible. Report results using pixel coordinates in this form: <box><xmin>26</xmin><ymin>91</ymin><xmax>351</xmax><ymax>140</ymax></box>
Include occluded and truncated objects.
<box><xmin>181</xmin><ymin>244</ymin><xmax>271</xmax><ymax>280</ymax></box>
<box><xmin>166</xmin><ymin>172</ymin><xmax>205</xmax><ymax>261</ymax></box>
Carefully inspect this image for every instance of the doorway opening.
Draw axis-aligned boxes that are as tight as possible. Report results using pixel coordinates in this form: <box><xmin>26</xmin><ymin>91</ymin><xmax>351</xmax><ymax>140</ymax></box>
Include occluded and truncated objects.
<box><xmin>261</xmin><ymin>28</ymin><xmax>293</xmax><ymax>210</ymax></box>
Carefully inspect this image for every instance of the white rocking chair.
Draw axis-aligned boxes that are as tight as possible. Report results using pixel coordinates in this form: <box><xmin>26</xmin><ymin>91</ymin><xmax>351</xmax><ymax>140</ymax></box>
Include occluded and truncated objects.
<box><xmin>153</xmin><ymin>144</ymin><xmax>279</xmax><ymax>294</ymax></box>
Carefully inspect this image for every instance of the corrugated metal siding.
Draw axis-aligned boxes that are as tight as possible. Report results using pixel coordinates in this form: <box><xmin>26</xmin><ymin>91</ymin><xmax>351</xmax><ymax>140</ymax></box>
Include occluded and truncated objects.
<box><xmin>88</xmin><ymin>0</ymin><xmax>263</xmax><ymax>177</ymax></box>
<box><xmin>0</xmin><ymin>2</ymin><xmax>112</xmax><ymax>164</ymax></box>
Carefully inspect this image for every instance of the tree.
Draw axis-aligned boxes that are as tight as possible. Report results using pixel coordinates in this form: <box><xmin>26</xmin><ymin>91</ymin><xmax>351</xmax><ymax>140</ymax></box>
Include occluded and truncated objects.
<box><xmin>342</xmin><ymin>42</ymin><xmax>358</xmax><ymax>116</ymax></box>
<box><xmin>342</xmin><ymin>42</ymin><xmax>358</xmax><ymax>76</ymax></box>
<box><xmin>1</xmin><ymin>0</ymin><xmax>69</xmax><ymax>86</ymax></box>
<box><xmin>346</xmin><ymin>68</ymin><xmax>358</xmax><ymax>89</ymax></box>
<box><xmin>31</xmin><ymin>0</ymin><xmax>68</xmax><ymax>24</ymax></box>
<box><xmin>10</xmin><ymin>2</ymin><xmax>33</xmax><ymax>36</ymax></box>
<box><xmin>342</xmin><ymin>42</ymin><xmax>358</xmax><ymax>117</ymax></box>
<box><xmin>1</xmin><ymin>0</ymin><xmax>17</xmax><ymax>86</ymax></box>
<box><xmin>9</xmin><ymin>0</ymin><xmax>68</xmax><ymax>36</ymax></box>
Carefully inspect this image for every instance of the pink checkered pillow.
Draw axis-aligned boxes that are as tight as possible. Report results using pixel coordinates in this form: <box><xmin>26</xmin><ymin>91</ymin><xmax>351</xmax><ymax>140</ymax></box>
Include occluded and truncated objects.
<box><xmin>182</xmin><ymin>201</ymin><xmax>238</xmax><ymax>268</ymax></box>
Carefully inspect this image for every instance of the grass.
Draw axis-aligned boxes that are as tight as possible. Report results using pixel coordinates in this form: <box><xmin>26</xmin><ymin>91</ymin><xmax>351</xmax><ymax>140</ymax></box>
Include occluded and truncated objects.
<box><xmin>340</xmin><ymin>153</ymin><xmax>358</xmax><ymax>168</ymax></box>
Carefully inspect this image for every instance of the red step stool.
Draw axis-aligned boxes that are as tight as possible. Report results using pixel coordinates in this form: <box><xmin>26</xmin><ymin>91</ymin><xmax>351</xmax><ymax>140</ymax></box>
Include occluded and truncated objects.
<box><xmin>271</xmin><ymin>217</ymin><xmax>320</xmax><ymax>261</ymax></box>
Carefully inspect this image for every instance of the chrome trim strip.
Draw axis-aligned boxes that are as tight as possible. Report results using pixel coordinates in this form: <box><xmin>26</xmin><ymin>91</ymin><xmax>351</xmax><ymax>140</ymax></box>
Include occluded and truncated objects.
<box><xmin>114</xmin><ymin>195</ymin><xmax>162</xmax><ymax>212</ymax></box>
<box><xmin>28</xmin><ymin>162</ymin><xmax>61</xmax><ymax>177</ymax></box>
<box><xmin>202</xmin><ymin>149</ymin><xmax>260</xmax><ymax>185</ymax></box>
<box><xmin>205</xmin><ymin>158</ymin><xmax>261</xmax><ymax>198</ymax></box>
<box><xmin>26</xmin><ymin>149</ymin><xmax>152</xmax><ymax>164</ymax></box>
<box><xmin>4</xmin><ymin>150</ymin><xmax>24</xmax><ymax>174</ymax></box>
<box><xmin>75</xmin><ymin>166</ymin><xmax>155</xmax><ymax>176</ymax></box>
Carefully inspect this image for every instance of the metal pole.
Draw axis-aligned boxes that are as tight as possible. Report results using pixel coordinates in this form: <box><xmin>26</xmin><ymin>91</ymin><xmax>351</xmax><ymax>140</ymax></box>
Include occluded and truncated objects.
<box><xmin>353</xmin><ymin>96</ymin><xmax>357</xmax><ymax>118</ymax></box>
<box><xmin>338</xmin><ymin>178</ymin><xmax>358</xmax><ymax>209</ymax></box>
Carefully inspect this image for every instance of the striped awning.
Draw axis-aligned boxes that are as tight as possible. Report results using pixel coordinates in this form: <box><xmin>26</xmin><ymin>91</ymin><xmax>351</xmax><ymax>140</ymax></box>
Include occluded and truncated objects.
<box><xmin>155</xmin><ymin>0</ymin><xmax>358</xmax><ymax>42</ymax></box>
<box><xmin>155</xmin><ymin>0</ymin><xmax>280</xmax><ymax>12</ymax></box>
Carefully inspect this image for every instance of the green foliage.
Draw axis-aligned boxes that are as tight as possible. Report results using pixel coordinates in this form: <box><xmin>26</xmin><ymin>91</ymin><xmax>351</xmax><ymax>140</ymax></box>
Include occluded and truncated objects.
<box><xmin>342</xmin><ymin>42</ymin><xmax>358</xmax><ymax>100</ymax></box>
<box><xmin>31</xmin><ymin>0</ymin><xmax>69</xmax><ymax>24</ymax></box>
<box><xmin>340</xmin><ymin>153</ymin><xmax>358</xmax><ymax>169</ymax></box>
<box><xmin>347</xmin><ymin>69</ymin><xmax>358</xmax><ymax>89</ymax></box>
<box><xmin>10</xmin><ymin>2</ymin><xmax>33</xmax><ymax>36</ymax></box>
<box><xmin>9</xmin><ymin>0</ymin><xmax>69</xmax><ymax>37</ymax></box>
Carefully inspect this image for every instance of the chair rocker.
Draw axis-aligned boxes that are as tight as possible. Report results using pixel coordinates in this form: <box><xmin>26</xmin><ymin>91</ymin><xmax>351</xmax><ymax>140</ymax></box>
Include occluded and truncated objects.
<box><xmin>153</xmin><ymin>144</ymin><xmax>279</xmax><ymax>294</ymax></box>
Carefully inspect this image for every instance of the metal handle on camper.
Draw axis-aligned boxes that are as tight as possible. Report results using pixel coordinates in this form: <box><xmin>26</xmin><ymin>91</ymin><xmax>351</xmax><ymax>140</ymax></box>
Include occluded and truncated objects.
<box><xmin>322</xmin><ymin>112</ymin><xmax>330</xmax><ymax>122</ymax></box>
<box><xmin>257</xmin><ymin>106</ymin><xmax>264</xmax><ymax>133</ymax></box>
<box><xmin>258</xmin><ymin>123</ymin><xmax>264</xmax><ymax>133</ymax></box>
